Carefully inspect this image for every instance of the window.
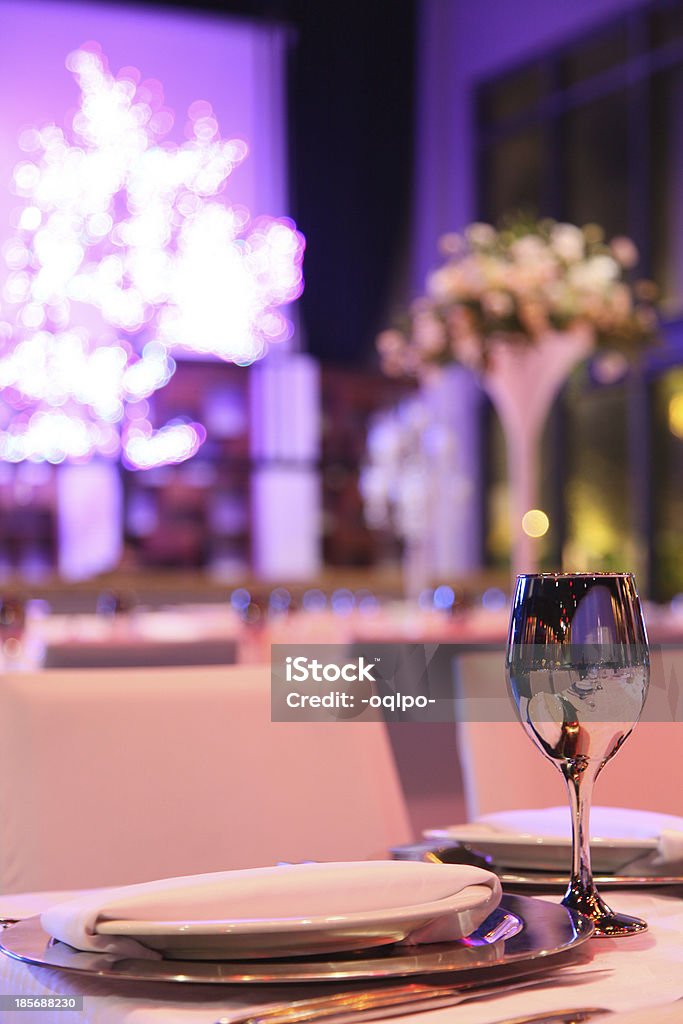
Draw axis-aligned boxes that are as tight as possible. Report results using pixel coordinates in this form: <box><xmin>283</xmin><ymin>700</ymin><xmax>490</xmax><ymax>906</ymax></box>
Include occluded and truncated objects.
<box><xmin>476</xmin><ymin>0</ymin><xmax>683</xmax><ymax>599</ymax></box>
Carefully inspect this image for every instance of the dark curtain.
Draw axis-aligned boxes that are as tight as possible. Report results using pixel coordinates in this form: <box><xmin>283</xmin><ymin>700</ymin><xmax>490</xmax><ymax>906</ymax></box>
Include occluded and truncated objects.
<box><xmin>118</xmin><ymin>0</ymin><xmax>416</xmax><ymax>366</ymax></box>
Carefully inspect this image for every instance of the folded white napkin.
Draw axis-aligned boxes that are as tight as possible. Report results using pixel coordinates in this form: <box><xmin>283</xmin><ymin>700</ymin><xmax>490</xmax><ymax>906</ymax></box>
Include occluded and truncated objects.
<box><xmin>479</xmin><ymin>806</ymin><xmax>683</xmax><ymax>873</ymax></box>
<box><xmin>41</xmin><ymin>860</ymin><xmax>502</xmax><ymax>960</ymax></box>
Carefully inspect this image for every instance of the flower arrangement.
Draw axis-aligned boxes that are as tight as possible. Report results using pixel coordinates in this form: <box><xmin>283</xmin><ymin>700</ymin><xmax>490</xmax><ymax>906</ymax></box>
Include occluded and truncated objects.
<box><xmin>378</xmin><ymin>218</ymin><xmax>657</xmax><ymax>378</ymax></box>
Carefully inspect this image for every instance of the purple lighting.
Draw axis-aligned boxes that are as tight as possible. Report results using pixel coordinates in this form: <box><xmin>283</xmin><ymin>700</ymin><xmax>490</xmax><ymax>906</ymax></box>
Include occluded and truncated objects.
<box><xmin>123</xmin><ymin>420</ymin><xmax>206</xmax><ymax>471</ymax></box>
<box><xmin>0</xmin><ymin>44</ymin><xmax>304</xmax><ymax>466</ymax></box>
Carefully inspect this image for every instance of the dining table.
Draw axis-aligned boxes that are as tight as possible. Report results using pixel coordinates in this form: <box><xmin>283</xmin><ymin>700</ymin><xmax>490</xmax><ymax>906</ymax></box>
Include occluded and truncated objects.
<box><xmin>9</xmin><ymin>597</ymin><xmax>683</xmax><ymax>676</ymax></box>
<box><xmin>1</xmin><ymin>886</ymin><xmax>683</xmax><ymax>1024</ymax></box>
<box><xmin>4</xmin><ymin>596</ymin><xmax>683</xmax><ymax>1022</ymax></box>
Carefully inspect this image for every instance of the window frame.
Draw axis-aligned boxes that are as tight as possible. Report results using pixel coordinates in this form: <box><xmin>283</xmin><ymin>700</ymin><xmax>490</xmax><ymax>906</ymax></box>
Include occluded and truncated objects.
<box><xmin>474</xmin><ymin>0</ymin><xmax>683</xmax><ymax>596</ymax></box>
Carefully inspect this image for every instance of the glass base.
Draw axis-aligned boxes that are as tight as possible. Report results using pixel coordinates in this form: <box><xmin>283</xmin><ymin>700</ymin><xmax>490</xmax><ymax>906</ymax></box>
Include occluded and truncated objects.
<box><xmin>562</xmin><ymin>887</ymin><xmax>648</xmax><ymax>938</ymax></box>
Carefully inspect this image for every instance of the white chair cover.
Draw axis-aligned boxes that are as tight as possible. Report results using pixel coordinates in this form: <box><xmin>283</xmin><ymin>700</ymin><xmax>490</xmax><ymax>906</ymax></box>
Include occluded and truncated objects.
<box><xmin>453</xmin><ymin>648</ymin><xmax>683</xmax><ymax>819</ymax></box>
<box><xmin>0</xmin><ymin>665</ymin><xmax>412</xmax><ymax>892</ymax></box>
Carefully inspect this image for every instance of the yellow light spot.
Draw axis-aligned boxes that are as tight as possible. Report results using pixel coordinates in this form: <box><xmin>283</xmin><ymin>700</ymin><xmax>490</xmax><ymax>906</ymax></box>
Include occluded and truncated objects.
<box><xmin>522</xmin><ymin>509</ymin><xmax>550</xmax><ymax>538</ymax></box>
<box><xmin>669</xmin><ymin>393</ymin><xmax>683</xmax><ymax>438</ymax></box>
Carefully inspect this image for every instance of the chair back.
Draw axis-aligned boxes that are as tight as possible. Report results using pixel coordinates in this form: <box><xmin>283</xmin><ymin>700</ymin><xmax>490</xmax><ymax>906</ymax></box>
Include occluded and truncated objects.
<box><xmin>454</xmin><ymin>648</ymin><xmax>683</xmax><ymax>819</ymax></box>
<box><xmin>0</xmin><ymin>664</ymin><xmax>412</xmax><ymax>892</ymax></box>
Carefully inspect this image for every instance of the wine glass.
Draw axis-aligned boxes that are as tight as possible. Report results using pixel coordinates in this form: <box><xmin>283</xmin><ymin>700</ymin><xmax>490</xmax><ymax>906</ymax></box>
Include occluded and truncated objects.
<box><xmin>506</xmin><ymin>572</ymin><xmax>649</xmax><ymax>937</ymax></box>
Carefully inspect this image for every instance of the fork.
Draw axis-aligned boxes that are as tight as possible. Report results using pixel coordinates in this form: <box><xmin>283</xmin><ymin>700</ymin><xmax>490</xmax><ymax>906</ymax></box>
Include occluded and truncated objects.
<box><xmin>483</xmin><ymin>1013</ymin><xmax>608</xmax><ymax>1024</ymax></box>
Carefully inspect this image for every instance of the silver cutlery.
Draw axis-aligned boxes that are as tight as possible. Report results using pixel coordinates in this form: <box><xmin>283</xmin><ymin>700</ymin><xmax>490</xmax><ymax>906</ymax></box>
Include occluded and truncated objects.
<box><xmin>217</xmin><ymin>972</ymin><xmax>607</xmax><ymax>1024</ymax></box>
<box><xmin>487</xmin><ymin>1012</ymin><xmax>609</xmax><ymax>1024</ymax></box>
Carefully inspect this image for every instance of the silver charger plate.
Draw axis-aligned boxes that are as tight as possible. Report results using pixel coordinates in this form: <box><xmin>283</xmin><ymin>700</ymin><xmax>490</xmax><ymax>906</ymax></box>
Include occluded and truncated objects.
<box><xmin>499</xmin><ymin>871</ymin><xmax>683</xmax><ymax>891</ymax></box>
<box><xmin>404</xmin><ymin>844</ymin><xmax>683</xmax><ymax>893</ymax></box>
<box><xmin>0</xmin><ymin>894</ymin><xmax>592</xmax><ymax>985</ymax></box>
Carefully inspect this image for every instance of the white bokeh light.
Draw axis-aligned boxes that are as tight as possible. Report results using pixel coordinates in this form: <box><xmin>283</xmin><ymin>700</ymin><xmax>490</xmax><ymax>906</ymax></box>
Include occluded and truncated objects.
<box><xmin>122</xmin><ymin>421</ymin><xmax>206</xmax><ymax>470</ymax></box>
<box><xmin>0</xmin><ymin>45</ymin><xmax>304</xmax><ymax>466</ymax></box>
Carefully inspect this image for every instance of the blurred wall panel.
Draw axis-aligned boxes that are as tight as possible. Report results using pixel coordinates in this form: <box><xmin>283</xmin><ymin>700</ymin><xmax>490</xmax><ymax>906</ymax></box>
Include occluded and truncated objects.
<box><xmin>413</xmin><ymin>0</ymin><xmax>644</xmax><ymax>285</ymax></box>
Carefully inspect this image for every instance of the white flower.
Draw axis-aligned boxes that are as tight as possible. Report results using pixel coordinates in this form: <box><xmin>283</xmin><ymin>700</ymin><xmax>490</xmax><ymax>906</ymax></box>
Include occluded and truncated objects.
<box><xmin>482</xmin><ymin>289</ymin><xmax>514</xmax><ymax>318</ymax></box>
<box><xmin>507</xmin><ymin>263</ymin><xmax>542</xmax><ymax>294</ymax></box>
<box><xmin>550</xmin><ymin>223</ymin><xmax>584</xmax><ymax>263</ymax></box>
<box><xmin>458</xmin><ymin>258</ymin><xmax>486</xmax><ymax>295</ymax></box>
<box><xmin>547</xmin><ymin>280</ymin><xmax>579</xmax><ymax>318</ymax></box>
<box><xmin>568</xmin><ymin>255</ymin><xmax>619</xmax><ymax>291</ymax></box>
<box><xmin>426</xmin><ymin>265</ymin><xmax>460</xmax><ymax>301</ymax></box>
<box><xmin>591</xmin><ymin>255</ymin><xmax>620</xmax><ymax>284</ymax></box>
<box><xmin>610</xmin><ymin>236</ymin><xmax>639</xmax><ymax>269</ymax></box>
<box><xmin>465</xmin><ymin>222</ymin><xmax>496</xmax><ymax>247</ymax></box>
<box><xmin>438</xmin><ymin>232</ymin><xmax>465</xmax><ymax>256</ymax></box>
<box><xmin>479</xmin><ymin>256</ymin><xmax>511</xmax><ymax>290</ymax></box>
<box><xmin>510</xmin><ymin>235</ymin><xmax>547</xmax><ymax>263</ymax></box>
<box><xmin>376</xmin><ymin>218</ymin><xmax>652</xmax><ymax>383</ymax></box>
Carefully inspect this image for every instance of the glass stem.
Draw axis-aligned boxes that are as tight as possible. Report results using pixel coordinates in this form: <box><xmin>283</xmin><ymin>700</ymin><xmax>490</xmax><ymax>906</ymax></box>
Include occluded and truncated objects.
<box><xmin>560</xmin><ymin>757</ymin><xmax>647</xmax><ymax>936</ymax></box>
<box><xmin>562</xmin><ymin>758</ymin><xmax>598</xmax><ymax>897</ymax></box>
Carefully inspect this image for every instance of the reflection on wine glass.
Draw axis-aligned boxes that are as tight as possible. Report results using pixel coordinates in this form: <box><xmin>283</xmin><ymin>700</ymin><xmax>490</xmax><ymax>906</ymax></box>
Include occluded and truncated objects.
<box><xmin>506</xmin><ymin>572</ymin><xmax>649</xmax><ymax>937</ymax></box>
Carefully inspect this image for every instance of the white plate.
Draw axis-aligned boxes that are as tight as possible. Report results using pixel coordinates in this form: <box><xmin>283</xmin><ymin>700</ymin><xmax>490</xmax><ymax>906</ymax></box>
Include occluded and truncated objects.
<box><xmin>425</xmin><ymin>806</ymin><xmax>683</xmax><ymax>873</ymax></box>
<box><xmin>95</xmin><ymin>862</ymin><xmax>501</xmax><ymax>960</ymax></box>
<box><xmin>0</xmin><ymin>895</ymin><xmax>591</xmax><ymax>982</ymax></box>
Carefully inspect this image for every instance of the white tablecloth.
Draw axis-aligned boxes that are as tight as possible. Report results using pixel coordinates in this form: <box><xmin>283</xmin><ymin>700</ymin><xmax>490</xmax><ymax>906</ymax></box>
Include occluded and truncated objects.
<box><xmin>1</xmin><ymin>889</ymin><xmax>683</xmax><ymax>1023</ymax></box>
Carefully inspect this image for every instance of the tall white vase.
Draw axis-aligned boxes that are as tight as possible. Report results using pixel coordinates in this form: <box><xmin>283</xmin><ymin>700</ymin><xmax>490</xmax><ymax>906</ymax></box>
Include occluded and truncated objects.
<box><xmin>481</xmin><ymin>326</ymin><xmax>594</xmax><ymax>581</ymax></box>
